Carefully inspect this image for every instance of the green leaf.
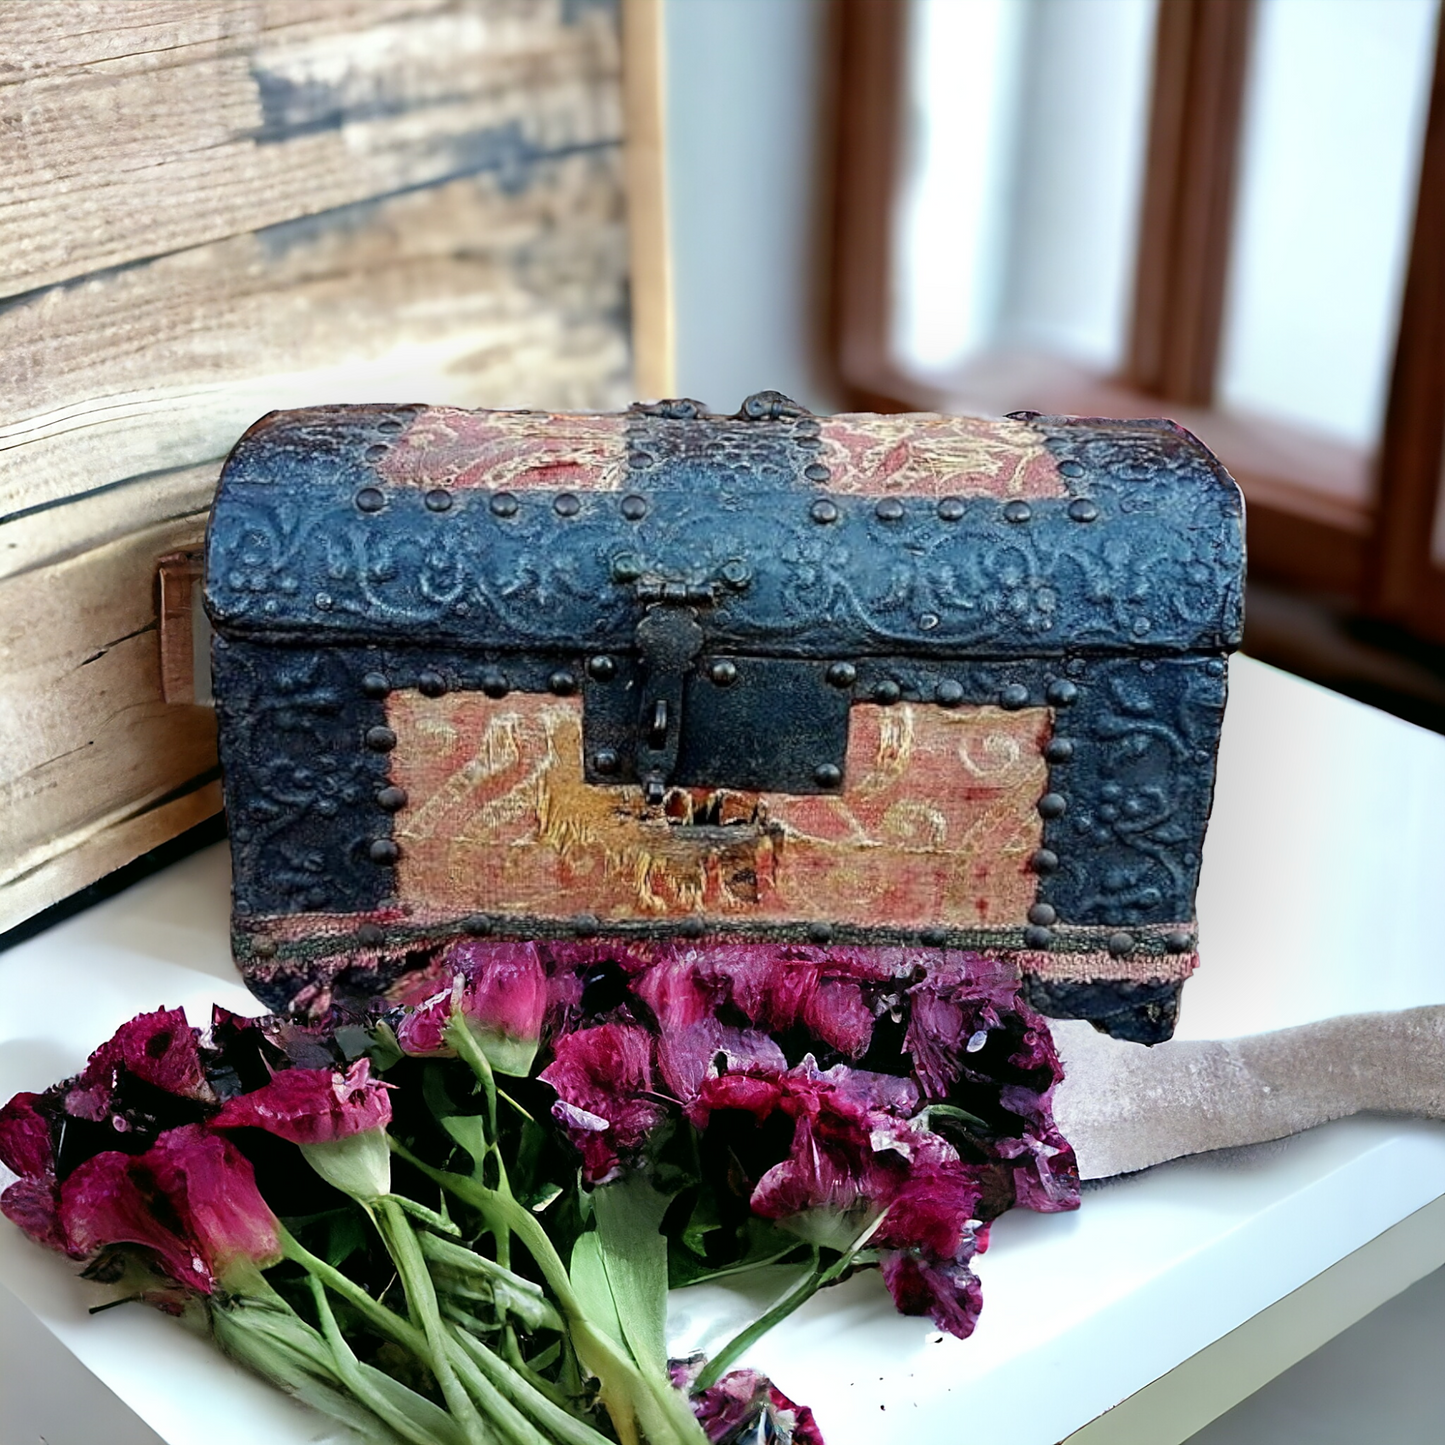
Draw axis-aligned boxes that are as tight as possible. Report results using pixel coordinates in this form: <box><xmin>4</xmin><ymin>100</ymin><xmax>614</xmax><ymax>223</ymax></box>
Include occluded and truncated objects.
<box><xmin>440</xmin><ymin>1113</ymin><xmax>491</xmax><ymax>1175</ymax></box>
<box><xmin>567</xmin><ymin>1231</ymin><xmax>626</xmax><ymax>1357</ymax></box>
<box><xmin>590</xmin><ymin>1175</ymin><xmax>673</xmax><ymax>1378</ymax></box>
<box><xmin>921</xmin><ymin>1102</ymin><xmax>991</xmax><ymax>1132</ymax></box>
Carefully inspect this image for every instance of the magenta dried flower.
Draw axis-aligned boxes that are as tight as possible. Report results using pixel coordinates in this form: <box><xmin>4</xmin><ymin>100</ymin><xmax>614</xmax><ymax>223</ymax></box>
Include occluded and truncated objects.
<box><xmin>66</xmin><ymin>1008</ymin><xmax>213</xmax><ymax>1121</ymax></box>
<box><xmin>691</xmin><ymin>944</ymin><xmax>886</xmax><ymax>1057</ymax></box>
<box><xmin>396</xmin><ymin>941</ymin><xmax>547</xmax><ymax>1076</ymax></box>
<box><xmin>211</xmin><ymin>1058</ymin><xmax>391</xmax><ymax>1145</ymax></box>
<box><xmin>60</xmin><ymin>1124</ymin><xmax>281</xmax><ymax>1293</ymax></box>
<box><xmin>633</xmin><ymin>951</ymin><xmax>787</xmax><ymax>1101</ymax></box>
<box><xmin>880</xmin><ymin>1250</ymin><xmax>984</xmax><ymax>1339</ymax></box>
<box><xmin>0</xmin><ymin>1091</ymin><xmax>53</xmax><ymax>1179</ymax></box>
<box><xmin>672</xmin><ymin>1360</ymin><xmax>826</xmax><ymax>1445</ymax></box>
<box><xmin>691</xmin><ymin>1058</ymin><xmax>926</xmax><ymax>1235</ymax></box>
<box><xmin>538</xmin><ymin>1022</ymin><xmax>666</xmax><ymax>1183</ymax></box>
<box><xmin>1</xmin><ymin>1178</ymin><xmax>65</xmax><ymax>1252</ymax></box>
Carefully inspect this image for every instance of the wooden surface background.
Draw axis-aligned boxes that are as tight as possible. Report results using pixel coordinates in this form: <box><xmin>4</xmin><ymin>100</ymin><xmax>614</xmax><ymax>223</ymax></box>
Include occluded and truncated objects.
<box><xmin>0</xmin><ymin>0</ymin><xmax>657</xmax><ymax>932</ymax></box>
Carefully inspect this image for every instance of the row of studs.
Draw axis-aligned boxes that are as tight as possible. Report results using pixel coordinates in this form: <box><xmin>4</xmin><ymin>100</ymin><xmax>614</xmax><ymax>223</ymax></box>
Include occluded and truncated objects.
<box><xmin>349</xmin><ymin>485</ymin><xmax>1102</xmax><ymax>528</ymax></box>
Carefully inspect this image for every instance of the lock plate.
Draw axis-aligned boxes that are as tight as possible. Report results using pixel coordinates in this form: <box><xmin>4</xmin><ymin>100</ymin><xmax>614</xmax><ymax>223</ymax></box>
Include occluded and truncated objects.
<box><xmin>582</xmin><ymin>653</ymin><xmax>851</xmax><ymax>795</ymax></box>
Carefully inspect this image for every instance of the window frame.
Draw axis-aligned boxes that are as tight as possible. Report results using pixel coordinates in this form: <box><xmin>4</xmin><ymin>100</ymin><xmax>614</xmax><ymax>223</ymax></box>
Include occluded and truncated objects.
<box><xmin>827</xmin><ymin>0</ymin><xmax>1445</xmax><ymax>643</ymax></box>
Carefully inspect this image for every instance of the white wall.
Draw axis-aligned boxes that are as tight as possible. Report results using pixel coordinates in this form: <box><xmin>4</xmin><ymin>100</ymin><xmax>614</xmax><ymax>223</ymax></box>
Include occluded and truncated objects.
<box><xmin>662</xmin><ymin>0</ymin><xmax>837</xmax><ymax>415</ymax></box>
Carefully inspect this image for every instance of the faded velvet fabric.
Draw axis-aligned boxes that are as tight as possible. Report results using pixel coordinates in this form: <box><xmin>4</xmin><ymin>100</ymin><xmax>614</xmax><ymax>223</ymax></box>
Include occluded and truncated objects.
<box><xmin>1052</xmin><ymin>1005</ymin><xmax>1445</xmax><ymax>1179</ymax></box>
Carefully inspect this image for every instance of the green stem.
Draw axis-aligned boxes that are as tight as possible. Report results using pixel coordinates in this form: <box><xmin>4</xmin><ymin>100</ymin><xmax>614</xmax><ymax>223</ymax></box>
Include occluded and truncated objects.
<box><xmin>441</xmin><ymin>1335</ymin><xmax>546</xmax><ymax>1445</ymax></box>
<box><xmin>377</xmin><ymin>1198</ymin><xmax>493</xmax><ymax>1445</ymax></box>
<box><xmin>391</xmin><ymin>1142</ymin><xmax>705</xmax><ymax>1445</ymax></box>
<box><xmin>392</xmin><ymin>1194</ymin><xmax>463</xmax><ymax>1236</ymax></box>
<box><xmin>280</xmin><ymin>1225</ymin><xmax>423</xmax><ymax>1356</ymax></box>
<box><xmin>449</xmin><ymin>1327</ymin><xmax>616</xmax><ymax>1445</ymax></box>
<box><xmin>499</xmin><ymin>1326</ymin><xmax>574</xmax><ymax>1413</ymax></box>
<box><xmin>446</xmin><ymin>1024</ymin><xmax>513</xmax><ymax>1269</ymax></box>
<box><xmin>693</xmin><ymin>1213</ymin><xmax>889</xmax><ymax>1392</ymax></box>
<box><xmin>305</xmin><ymin>1274</ymin><xmax>448</xmax><ymax>1445</ymax></box>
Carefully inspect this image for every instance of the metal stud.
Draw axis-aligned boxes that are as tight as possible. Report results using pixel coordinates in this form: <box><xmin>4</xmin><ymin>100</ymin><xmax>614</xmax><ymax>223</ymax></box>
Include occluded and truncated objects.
<box><xmin>480</xmin><ymin>669</ymin><xmax>509</xmax><ymax>698</ymax></box>
<box><xmin>709</xmin><ymin>659</ymin><xmax>739</xmax><ymax>686</ymax></box>
<box><xmin>921</xmin><ymin>927</ymin><xmax>948</xmax><ymax>948</ymax></box>
<box><xmin>490</xmin><ymin>491</ymin><xmax>519</xmax><ymax>518</ymax></box>
<box><xmin>377</xmin><ymin>418</ymin><xmax>404</xmax><ymax>434</ymax></box>
<box><xmin>365</xmin><ymin>725</ymin><xmax>398</xmax><ymax>752</ymax></box>
<box><xmin>587</xmin><ymin>654</ymin><xmax>617</xmax><ymax>681</ymax></box>
<box><xmin>807</xmin><ymin>923</ymin><xmax>834</xmax><ymax>944</ymax></box>
<box><xmin>1107</xmin><ymin>930</ymin><xmax>1136</xmax><ymax>957</ymax></box>
<box><xmin>253</xmin><ymin>936</ymin><xmax>278</xmax><ymax>959</ymax></box>
<box><xmin>873</xmin><ymin>679</ymin><xmax>902</xmax><ymax>705</ymax></box>
<box><xmin>463</xmin><ymin>914</ymin><xmax>494</xmax><ymax>937</ymax></box>
<box><xmin>1046</xmin><ymin>679</ymin><xmax>1078</xmax><ymax>706</ymax></box>
<box><xmin>793</xmin><ymin>419</ymin><xmax>822</xmax><ymax>439</ymax></box>
<box><xmin>936</xmin><ymin>679</ymin><xmax>965</xmax><ymax>707</ymax></box>
<box><xmin>1037</xmin><ymin>791</ymin><xmax>1067</xmax><ymax>819</ymax></box>
<box><xmin>999</xmin><ymin>682</ymin><xmax>1030</xmax><ymax>710</ymax></box>
<box><xmin>424</xmin><ymin>488</ymin><xmax>453</xmax><ymax>513</ymax></box>
<box><xmin>1206</xmin><ymin>658</ymin><xmax>1226</xmax><ymax>677</ymax></box>
<box><xmin>554</xmin><ymin>492</ymin><xmax>581</xmax><ymax>517</ymax></box>
<box><xmin>369</xmin><ymin>838</ymin><xmax>400</xmax><ymax>864</ymax></box>
<box><xmin>621</xmin><ymin>494</ymin><xmax>649</xmax><ymax>521</ymax></box>
<box><xmin>355</xmin><ymin>486</ymin><xmax>386</xmax><ymax>513</ymax></box>
<box><xmin>1067</xmin><ymin>497</ymin><xmax>1099</xmax><ymax>523</ymax></box>
<box><xmin>375</xmin><ymin>789</ymin><xmax>407</xmax><ymax>816</ymax></box>
<box><xmin>1044</xmin><ymin>737</ymin><xmax>1074</xmax><ymax>763</ymax></box>
<box><xmin>611</xmin><ymin>553</ymin><xmax>643</xmax><ymax>583</ymax></box>
<box><xmin>592</xmin><ymin>749</ymin><xmax>620</xmax><ymax>776</ymax></box>
<box><xmin>418</xmin><ymin>670</ymin><xmax>447</xmax><ymax>697</ymax></box>
<box><xmin>813</xmin><ymin>762</ymin><xmax>843</xmax><ymax>789</ymax></box>
<box><xmin>679</xmin><ymin>916</ymin><xmax>706</xmax><ymax>939</ymax></box>
<box><xmin>1058</xmin><ymin>459</ymin><xmax>1085</xmax><ymax>478</ymax></box>
<box><xmin>315</xmin><ymin>592</ymin><xmax>333</xmax><ymax>610</ymax></box>
<box><xmin>549</xmin><ymin>669</ymin><xmax>578</xmax><ymax>695</ymax></box>
<box><xmin>720</xmin><ymin>558</ymin><xmax>752</xmax><ymax>589</ymax></box>
<box><xmin>1003</xmin><ymin>499</ymin><xmax>1032</xmax><ymax>524</ymax></box>
<box><xmin>875</xmin><ymin>497</ymin><xmax>904</xmax><ymax>522</ymax></box>
<box><xmin>1027</xmin><ymin>902</ymin><xmax>1057</xmax><ymax>926</ymax></box>
<box><xmin>572</xmin><ymin>913</ymin><xmax>600</xmax><ymax>938</ymax></box>
<box><xmin>937</xmin><ymin>497</ymin><xmax>965</xmax><ymax>522</ymax></box>
<box><xmin>361</xmin><ymin>671</ymin><xmax>391</xmax><ymax>698</ymax></box>
<box><xmin>357</xmin><ymin>923</ymin><xmax>385</xmax><ymax>947</ymax></box>
<box><xmin>826</xmin><ymin>661</ymin><xmax>857</xmax><ymax>688</ymax></box>
<box><xmin>1023</xmin><ymin>925</ymin><xmax>1053</xmax><ymax>949</ymax></box>
<box><xmin>804</xmin><ymin>463</ymin><xmax>831</xmax><ymax>484</ymax></box>
<box><xmin>810</xmin><ymin>498</ymin><xmax>839</xmax><ymax>524</ymax></box>
<box><xmin>1165</xmin><ymin>930</ymin><xmax>1194</xmax><ymax>954</ymax></box>
<box><xmin>364</xmin><ymin>444</ymin><xmax>388</xmax><ymax>462</ymax></box>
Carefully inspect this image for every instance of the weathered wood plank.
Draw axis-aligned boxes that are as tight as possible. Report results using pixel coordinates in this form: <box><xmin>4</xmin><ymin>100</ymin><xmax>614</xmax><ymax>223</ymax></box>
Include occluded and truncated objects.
<box><xmin>0</xmin><ymin>503</ymin><xmax>217</xmax><ymax>902</ymax></box>
<box><xmin>0</xmin><ymin>0</ymin><xmax>639</xmax><ymax>932</ymax></box>
<box><xmin>0</xmin><ymin>779</ymin><xmax>223</xmax><ymax>934</ymax></box>
<box><xmin>0</xmin><ymin>0</ymin><xmax>622</xmax><ymax>297</ymax></box>
<box><xmin>0</xmin><ymin>149</ymin><xmax>631</xmax><ymax>516</ymax></box>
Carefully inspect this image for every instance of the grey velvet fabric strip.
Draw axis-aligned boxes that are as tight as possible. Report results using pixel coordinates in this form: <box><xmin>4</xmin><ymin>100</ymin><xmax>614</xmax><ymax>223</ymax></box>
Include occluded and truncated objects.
<box><xmin>1051</xmin><ymin>1006</ymin><xmax>1445</xmax><ymax>1180</ymax></box>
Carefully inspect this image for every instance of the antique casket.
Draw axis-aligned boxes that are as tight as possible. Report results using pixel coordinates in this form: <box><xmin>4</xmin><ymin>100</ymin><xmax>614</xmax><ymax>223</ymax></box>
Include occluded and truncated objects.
<box><xmin>204</xmin><ymin>394</ymin><xmax>1245</xmax><ymax>1042</ymax></box>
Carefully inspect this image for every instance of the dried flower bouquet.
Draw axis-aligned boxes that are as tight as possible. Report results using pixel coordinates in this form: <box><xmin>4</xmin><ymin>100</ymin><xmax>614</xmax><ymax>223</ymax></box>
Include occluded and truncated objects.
<box><xmin>1</xmin><ymin>941</ymin><xmax>1078</xmax><ymax>1444</ymax></box>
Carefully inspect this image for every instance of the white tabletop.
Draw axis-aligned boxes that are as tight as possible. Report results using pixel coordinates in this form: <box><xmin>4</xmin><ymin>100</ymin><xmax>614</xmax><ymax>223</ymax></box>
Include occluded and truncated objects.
<box><xmin>3</xmin><ymin>657</ymin><xmax>1444</xmax><ymax>1445</ymax></box>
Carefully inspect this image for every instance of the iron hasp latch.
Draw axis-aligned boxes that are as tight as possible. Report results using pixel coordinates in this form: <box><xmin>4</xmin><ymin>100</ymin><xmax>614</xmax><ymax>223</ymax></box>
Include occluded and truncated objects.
<box><xmin>582</xmin><ymin>607</ymin><xmax>851</xmax><ymax>800</ymax></box>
